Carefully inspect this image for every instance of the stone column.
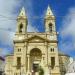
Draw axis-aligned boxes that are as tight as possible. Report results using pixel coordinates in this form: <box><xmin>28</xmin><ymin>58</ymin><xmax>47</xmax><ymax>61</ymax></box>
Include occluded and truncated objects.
<box><xmin>44</xmin><ymin>42</ymin><xmax>48</xmax><ymax>66</ymax></box>
<box><xmin>41</xmin><ymin>54</ymin><xmax>44</xmax><ymax>66</ymax></box>
<box><xmin>27</xmin><ymin>55</ymin><xmax>30</xmax><ymax>74</ymax></box>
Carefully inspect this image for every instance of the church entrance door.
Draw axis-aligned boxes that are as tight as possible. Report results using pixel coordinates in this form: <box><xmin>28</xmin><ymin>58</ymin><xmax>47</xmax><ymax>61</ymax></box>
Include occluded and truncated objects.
<box><xmin>30</xmin><ymin>48</ymin><xmax>42</xmax><ymax>73</ymax></box>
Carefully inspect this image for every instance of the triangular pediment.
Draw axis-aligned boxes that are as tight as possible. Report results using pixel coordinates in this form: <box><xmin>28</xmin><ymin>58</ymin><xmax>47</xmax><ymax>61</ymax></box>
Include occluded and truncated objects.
<box><xmin>25</xmin><ymin>35</ymin><xmax>50</xmax><ymax>42</ymax></box>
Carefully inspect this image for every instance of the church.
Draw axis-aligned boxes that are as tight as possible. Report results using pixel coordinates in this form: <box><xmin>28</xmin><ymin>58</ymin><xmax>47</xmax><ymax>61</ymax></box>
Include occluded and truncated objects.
<box><xmin>5</xmin><ymin>6</ymin><xmax>70</xmax><ymax>75</ymax></box>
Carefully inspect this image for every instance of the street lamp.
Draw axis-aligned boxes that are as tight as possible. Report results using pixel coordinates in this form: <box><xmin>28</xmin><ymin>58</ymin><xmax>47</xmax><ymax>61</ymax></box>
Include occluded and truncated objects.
<box><xmin>32</xmin><ymin>70</ymin><xmax>34</xmax><ymax>75</ymax></box>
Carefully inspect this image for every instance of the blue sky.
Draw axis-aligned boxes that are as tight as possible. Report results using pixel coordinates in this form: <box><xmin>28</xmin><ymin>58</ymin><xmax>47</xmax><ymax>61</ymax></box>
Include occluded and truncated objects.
<box><xmin>0</xmin><ymin>0</ymin><xmax>75</xmax><ymax>57</ymax></box>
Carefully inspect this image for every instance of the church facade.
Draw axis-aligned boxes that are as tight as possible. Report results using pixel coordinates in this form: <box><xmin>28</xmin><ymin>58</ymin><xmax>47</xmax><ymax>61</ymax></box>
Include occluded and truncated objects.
<box><xmin>5</xmin><ymin>6</ymin><xmax>70</xmax><ymax>75</ymax></box>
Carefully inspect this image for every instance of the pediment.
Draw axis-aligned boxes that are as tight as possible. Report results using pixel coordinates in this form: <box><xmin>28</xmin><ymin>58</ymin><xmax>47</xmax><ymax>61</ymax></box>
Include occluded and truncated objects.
<box><xmin>25</xmin><ymin>35</ymin><xmax>50</xmax><ymax>43</ymax></box>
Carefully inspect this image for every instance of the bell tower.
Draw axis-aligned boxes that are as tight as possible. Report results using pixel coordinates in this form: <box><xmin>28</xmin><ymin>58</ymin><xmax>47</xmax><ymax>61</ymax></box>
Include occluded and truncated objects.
<box><xmin>44</xmin><ymin>6</ymin><xmax>61</xmax><ymax>75</ymax></box>
<box><xmin>45</xmin><ymin>5</ymin><xmax>55</xmax><ymax>33</ymax></box>
<box><xmin>16</xmin><ymin>7</ymin><xmax>28</xmax><ymax>34</ymax></box>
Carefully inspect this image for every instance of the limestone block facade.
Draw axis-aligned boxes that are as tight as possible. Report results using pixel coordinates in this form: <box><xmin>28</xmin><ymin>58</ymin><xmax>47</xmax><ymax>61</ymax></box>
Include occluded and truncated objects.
<box><xmin>5</xmin><ymin>6</ymin><xmax>70</xmax><ymax>75</ymax></box>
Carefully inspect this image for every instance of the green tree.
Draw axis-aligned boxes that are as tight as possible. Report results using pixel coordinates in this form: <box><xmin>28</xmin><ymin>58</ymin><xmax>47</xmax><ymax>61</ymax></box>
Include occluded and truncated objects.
<box><xmin>38</xmin><ymin>66</ymin><xmax>44</xmax><ymax>75</ymax></box>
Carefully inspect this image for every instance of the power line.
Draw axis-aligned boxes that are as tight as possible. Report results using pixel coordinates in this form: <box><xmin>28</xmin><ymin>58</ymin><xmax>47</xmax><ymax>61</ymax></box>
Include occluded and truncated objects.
<box><xmin>0</xmin><ymin>14</ymin><xmax>74</xmax><ymax>32</ymax></box>
<box><xmin>0</xmin><ymin>27</ymin><xmax>15</xmax><ymax>32</ymax></box>
<box><xmin>0</xmin><ymin>14</ymin><xmax>75</xmax><ymax>21</ymax></box>
<box><xmin>0</xmin><ymin>14</ymin><xmax>17</xmax><ymax>20</ymax></box>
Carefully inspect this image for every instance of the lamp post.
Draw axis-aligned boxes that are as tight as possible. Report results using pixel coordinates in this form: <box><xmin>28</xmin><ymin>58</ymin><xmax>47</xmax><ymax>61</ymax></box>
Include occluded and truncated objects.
<box><xmin>32</xmin><ymin>70</ymin><xmax>34</xmax><ymax>75</ymax></box>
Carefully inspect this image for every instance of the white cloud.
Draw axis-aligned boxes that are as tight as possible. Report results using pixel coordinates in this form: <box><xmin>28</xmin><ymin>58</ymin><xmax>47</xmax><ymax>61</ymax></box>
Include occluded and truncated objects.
<box><xmin>0</xmin><ymin>0</ymin><xmax>38</xmax><ymax>56</ymax></box>
<box><xmin>59</xmin><ymin>7</ymin><xmax>75</xmax><ymax>56</ymax></box>
<box><xmin>27</xmin><ymin>23</ymin><xmax>38</xmax><ymax>32</ymax></box>
<box><xmin>0</xmin><ymin>0</ymin><xmax>22</xmax><ymax>45</ymax></box>
<box><xmin>60</xmin><ymin>7</ymin><xmax>75</xmax><ymax>38</ymax></box>
<box><xmin>0</xmin><ymin>0</ymin><xmax>22</xmax><ymax>56</ymax></box>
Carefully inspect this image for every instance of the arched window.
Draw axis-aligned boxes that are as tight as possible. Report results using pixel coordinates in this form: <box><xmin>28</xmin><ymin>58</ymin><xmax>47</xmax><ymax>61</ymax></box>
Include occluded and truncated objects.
<box><xmin>18</xmin><ymin>48</ymin><xmax>21</xmax><ymax>52</ymax></box>
<box><xmin>53</xmin><ymin>48</ymin><xmax>54</xmax><ymax>52</ymax></box>
<box><xmin>51</xmin><ymin>48</ymin><xmax>53</xmax><ymax>52</ymax></box>
<box><xmin>19</xmin><ymin>23</ymin><xmax>23</xmax><ymax>33</ymax></box>
<box><xmin>50</xmin><ymin>48</ymin><xmax>54</xmax><ymax>52</ymax></box>
<box><xmin>49</xmin><ymin>23</ymin><xmax>52</xmax><ymax>32</ymax></box>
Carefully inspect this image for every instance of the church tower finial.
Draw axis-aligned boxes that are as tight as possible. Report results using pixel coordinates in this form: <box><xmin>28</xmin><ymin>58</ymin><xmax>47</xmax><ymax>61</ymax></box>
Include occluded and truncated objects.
<box><xmin>16</xmin><ymin>7</ymin><xmax>28</xmax><ymax>34</ymax></box>
<box><xmin>44</xmin><ymin>5</ymin><xmax>55</xmax><ymax>33</ymax></box>
<box><xmin>18</xmin><ymin>7</ymin><xmax>27</xmax><ymax>18</ymax></box>
<box><xmin>46</xmin><ymin>5</ymin><xmax>54</xmax><ymax>16</ymax></box>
